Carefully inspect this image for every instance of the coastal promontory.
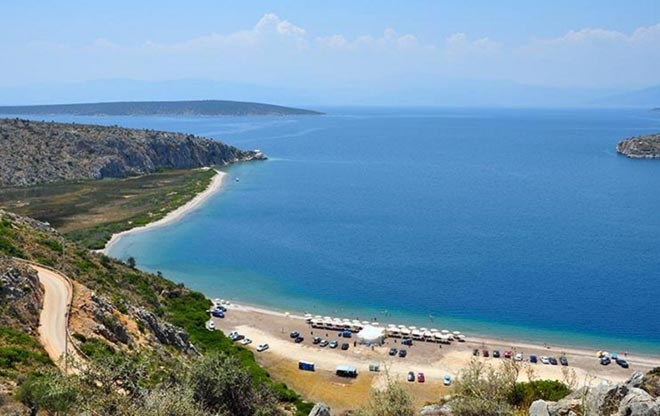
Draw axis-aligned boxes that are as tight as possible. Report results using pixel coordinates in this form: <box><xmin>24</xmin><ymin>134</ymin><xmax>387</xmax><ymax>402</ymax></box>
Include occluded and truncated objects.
<box><xmin>0</xmin><ymin>118</ymin><xmax>265</xmax><ymax>187</ymax></box>
<box><xmin>616</xmin><ymin>133</ymin><xmax>660</xmax><ymax>159</ymax></box>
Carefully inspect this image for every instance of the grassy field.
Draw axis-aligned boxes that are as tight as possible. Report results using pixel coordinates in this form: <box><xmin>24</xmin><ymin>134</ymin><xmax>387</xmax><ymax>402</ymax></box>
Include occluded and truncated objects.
<box><xmin>0</xmin><ymin>168</ymin><xmax>216</xmax><ymax>249</ymax></box>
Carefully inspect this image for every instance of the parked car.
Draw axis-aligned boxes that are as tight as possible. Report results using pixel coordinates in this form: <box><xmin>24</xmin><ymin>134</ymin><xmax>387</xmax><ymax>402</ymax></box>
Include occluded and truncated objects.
<box><xmin>211</xmin><ymin>309</ymin><xmax>225</xmax><ymax>318</ymax></box>
<box><xmin>540</xmin><ymin>356</ymin><xmax>550</xmax><ymax>364</ymax></box>
<box><xmin>341</xmin><ymin>343</ymin><xmax>349</xmax><ymax>350</ymax></box>
<box><xmin>342</xmin><ymin>330</ymin><xmax>352</xmax><ymax>338</ymax></box>
<box><xmin>290</xmin><ymin>331</ymin><xmax>300</xmax><ymax>339</ymax></box>
<box><xmin>319</xmin><ymin>339</ymin><xmax>329</xmax><ymax>347</ymax></box>
<box><xmin>483</xmin><ymin>349</ymin><xmax>489</xmax><ymax>357</ymax></box>
<box><xmin>503</xmin><ymin>351</ymin><xmax>513</xmax><ymax>359</ymax></box>
<box><xmin>229</xmin><ymin>331</ymin><xmax>239</xmax><ymax>338</ymax></box>
<box><xmin>407</xmin><ymin>371</ymin><xmax>415</xmax><ymax>382</ymax></box>
<box><xmin>402</xmin><ymin>338</ymin><xmax>413</xmax><ymax>346</ymax></box>
<box><xmin>389</xmin><ymin>348</ymin><xmax>398</xmax><ymax>356</ymax></box>
<box><xmin>515</xmin><ymin>352</ymin><xmax>523</xmax><ymax>361</ymax></box>
<box><xmin>473</xmin><ymin>349</ymin><xmax>480</xmax><ymax>357</ymax></box>
<box><xmin>294</xmin><ymin>336</ymin><xmax>304</xmax><ymax>343</ymax></box>
<box><xmin>240</xmin><ymin>338</ymin><xmax>252</xmax><ymax>345</ymax></box>
<box><xmin>600</xmin><ymin>356</ymin><xmax>611</xmax><ymax>366</ymax></box>
<box><xmin>399</xmin><ymin>349</ymin><xmax>408</xmax><ymax>358</ymax></box>
<box><xmin>329</xmin><ymin>340</ymin><xmax>338</xmax><ymax>349</ymax></box>
<box><xmin>215</xmin><ymin>305</ymin><xmax>227</xmax><ymax>312</ymax></box>
<box><xmin>417</xmin><ymin>372</ymin><xmax>425</xmax><ymax>383</ymax></box>
<box><xmin>560</xmin><ymin>356</ymin><xmax>568</xmax><ymax>366</ymax></box>
<box><xmin>232</xmin><ymin>334</ymin><xmax>245</xmax><ymax>342</ymax></box>
<box><xmin>530</xmin><ymin>355</ymin><xmax>538</xmax><ymax>363</ymax></box>
<box><xmin>549</xmin><ymin>357</ymin><xmax>558</xmax><ymax>365</ymax></box>
<box><xmin>492</xmin><ymin>350</ymin><xmax>501</xmax><ymax>358</ymax></box>
<box><xmin>443</xmin><ymin>375</ymin><xmax>452</xmax><ymax>386</ymax></box>
<box><xmin>312</xmin><ymin>337</ymin><xmax>321</xmax><ymax>344</ymax></box>
<box><xmin>616</xmin><ymin>358</ymin><xmax>629</xmax><ymax>368</ymax></box>
<box><xmin>256</xmin><ymin>343</ymin><xmax>269</xmax><ymax>352</ymax></box>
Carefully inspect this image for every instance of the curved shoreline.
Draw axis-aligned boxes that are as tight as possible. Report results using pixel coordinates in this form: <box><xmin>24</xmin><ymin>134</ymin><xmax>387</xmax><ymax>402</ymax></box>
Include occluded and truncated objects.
<box><xmin>102</xmin><ymin>169</ymin><xmax>227</xmax><ymax>254</ymax></box>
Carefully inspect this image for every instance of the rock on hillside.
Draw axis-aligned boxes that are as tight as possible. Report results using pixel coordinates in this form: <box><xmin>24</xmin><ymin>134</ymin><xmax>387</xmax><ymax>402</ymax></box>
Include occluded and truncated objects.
<box><xmin>0</xmin><ymin>118</ymin><xmax>266</xmax><ymax>187</ymax></box>
<box><xmin>0</xmin><ymin>255</ymin><xmax>43</xmax><ymax>331</ymax></box>
<box><xmin>530</xmin><ymin>371</ymin><xmax>660</xmax><ymax>416</ymax></box>
<box><xmin>617</xmin><ymin>133</ymin><xmax>660</xmax><ymax>159</ymax></box>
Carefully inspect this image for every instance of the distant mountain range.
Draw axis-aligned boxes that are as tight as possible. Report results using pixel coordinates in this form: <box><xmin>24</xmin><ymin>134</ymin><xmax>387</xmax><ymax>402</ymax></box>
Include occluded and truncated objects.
<box><xmin>0</xmin><ymin>99</ymin><xmax>322</xmax><ymax>117</ymax></box>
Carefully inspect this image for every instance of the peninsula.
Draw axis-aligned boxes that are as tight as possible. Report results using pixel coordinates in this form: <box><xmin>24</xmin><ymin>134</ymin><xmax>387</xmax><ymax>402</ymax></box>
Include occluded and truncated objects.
<box><xmin>0</xmin><ymin>118</ymin><xmax>265</xmax><ymax>187</ymax></box>
<box><xmin>0</xmin><ymin>99</ymin><xmax>322</xmax><ymax>116</ymax></box>
<box><xmin>616</xmin><ymin>133</ymin><xmax>660</xmax><ymax>159</ymax></box>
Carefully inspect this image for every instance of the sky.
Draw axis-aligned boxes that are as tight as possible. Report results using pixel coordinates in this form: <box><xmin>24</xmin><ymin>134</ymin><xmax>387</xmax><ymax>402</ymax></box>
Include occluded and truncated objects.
<box><xmin>1</xmin><ymin>1</ymin><xmax>660</xmax><ymax>106</ymax></box>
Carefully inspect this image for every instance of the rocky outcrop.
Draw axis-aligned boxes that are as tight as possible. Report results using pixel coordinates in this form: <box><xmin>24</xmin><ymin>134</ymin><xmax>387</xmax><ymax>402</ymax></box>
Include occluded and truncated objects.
<box><xmin>531</xmin><ymin>372</ymin><xmax>660</xmax><ymax>416</ymax></box>
<box><xmin>308</xmin><ymin>403</ymin><xmax>332</xmax><ymax>416</ymax></box>
<box><xmin>0</xmin><ymin>256</ymin><xmax>43</xmax><ymax>331</ymax></box>
<box><xmin>133</xmin><ymin>307</ymin><xmax>197</xmax><ymax>354</ymax></box>
<box><xmin>90</xmin><ymin>293</ymin><xmax>131</xmax><ymax>345</ymax></box>
<box><xmin>617</xmin><ymin>134</ymin><xmax>660</xmax><ymax>159</ymax></box>
<box><xmin>0</xmin><ymin>118</ymin><xmax>266</xmax><ymax>187</ymax></box>
<box><xmin>420</xmin><ymin>404</ymin><xmax>453</xmax><ymax>415</ymax></box>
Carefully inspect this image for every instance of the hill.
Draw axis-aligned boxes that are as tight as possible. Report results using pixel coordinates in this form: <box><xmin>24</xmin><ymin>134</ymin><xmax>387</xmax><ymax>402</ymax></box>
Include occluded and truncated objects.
<box><xmin>617</xmin><ymin>133</ymin><xmax>660</xmax><ymax>159</ymax></box>
<box><xmin>0</xmin><ymin>118</ymin><xmax>265</xmax><ymax>187</ymax></box>
<box><xmin>0</xmin><ymin>99</ymin><xmax>322</xmax><ymax>116</ymax></box>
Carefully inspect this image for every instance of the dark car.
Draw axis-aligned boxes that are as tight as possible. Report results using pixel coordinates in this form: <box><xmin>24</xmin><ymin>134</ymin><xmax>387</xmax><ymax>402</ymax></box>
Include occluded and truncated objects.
<box><xmin>232</xmin><ymin>334</ymin><xmax>245</xmax><ymax>342</ymax></box>
<box><xmin>493</xmin><ymin>350</ymin><xmax>501</xmax><ymax>358</ymax></box>
<box><xmin>389</xmin><ymin>348</ymin><xmax>398</xmax><ymax>356</ymax></box>
<box><xmin>341</xmin><ymin>343</ymin><xmax>349</xmax><ymax>350</ymax></box>
<box><xmin>530</xmin><ymin>355</ymin><xmax>538</xmax><ymax>364</ymax></box>
<box><xmin>549</xmin><ymin>357</ymin><xmax>558</xmax><ymax>365</ymax></box>
<box><xmin>407</xmin><ymin>371</ymin><xmax>415</xmax><ymax>382</ymax></box>
<box><xmin>312</xmin><ymin>337</ymin><xmax>321</xmax><ymax>344</ymax></box>
<box><xmin>215</xmin><ymin>305</ymin><xmax>227</xmax><ymax>312</ymax></box>
<box><xmin>294</xmin><ymin>336</ymin><xmax>304</xmax><ymax>343</ymax></box>
<box><xmin>560</xmin><ymin>356</ymin><xmax>568</xmax><ymax>366</ymax></box>
<box><xmin>290</xmin><ymin>331</ymin><xmax>300</xmax><ymax>338</ymax></box>
<box><xmin>417</xmin><ymin>372</ymin><xmax>425</xmax><ymax>383</ymax></box>
<box><xmin>600</xmin><ymin>356</ymin><xmax>611</xmax><ymax>366</ymax></box>
<box><xmin>473</xmin><ymin>349</ymin><xmax>480</xmax><ymax>357</ymax></box>
<box><xmin>399</xmin><ymin>349</ymin><xmax>408</xmax><ymax>358</ymax></box>
<box><xmin>402</xmin><ymin>338</ymin><xmax>413</xmax><ymax>346</ymax></box>
<box><xmin>503</xmin><ymin>350</ymin><xmax>513</xmax><ymax>359</ymax></box>
<box><xmin>211</xmin><ymin>309</ymin><xmax>225</xmax><ymax>318</ymax></box>
<box><xmin>483</xmin><ymin>350</ymin><xmax>489</xmax><ymax>357</ymax></box>
<box><xmin>616</xmin><ymin>358</ymin><xmax>629</xmax><ymax>368</ymax></box>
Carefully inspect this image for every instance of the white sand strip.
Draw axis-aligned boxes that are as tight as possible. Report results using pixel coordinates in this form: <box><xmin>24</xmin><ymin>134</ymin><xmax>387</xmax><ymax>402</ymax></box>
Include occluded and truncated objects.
<box><xmin>102</xmin><ymin>169</ymin><xmax>227</xmax><ymax>254</ymax></box>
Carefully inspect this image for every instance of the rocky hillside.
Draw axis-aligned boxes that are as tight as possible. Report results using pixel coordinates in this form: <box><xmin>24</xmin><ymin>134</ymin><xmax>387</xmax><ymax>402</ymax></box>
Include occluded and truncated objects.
<box><xmin>0</xmin><ymin>99</ymin><xmax>322</xmax><ymax>116</ymax></box>
<box><xmin>616</xmin><ymin>133</ymin><xmax>660</xmax><ymax>159</ymax></box>
<box><xmin>530</xmin><ymin>371</ymin><xmax>660</xmax><ymax>416</ymax></box>
<box><xmin>0</xmin><ymin>256</ymin><xmax>43</xmax><ymax>332</ymax></box>
<box><xmin>0</xmin><ymin>118</ymin><xmax>266</xmax><ymax>187</ymax></box>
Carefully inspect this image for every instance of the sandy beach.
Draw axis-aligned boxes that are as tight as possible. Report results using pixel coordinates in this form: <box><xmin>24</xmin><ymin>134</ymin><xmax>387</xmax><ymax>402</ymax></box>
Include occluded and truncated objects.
<box><xmin>211</xmin><ymin>301</ymin><xmax>660</xmax><ymax>412</ymax></box>
<box><xmin>102</xmin><ymin>168</ymin><xmax>226</xmax><ymax>254</ymax></box>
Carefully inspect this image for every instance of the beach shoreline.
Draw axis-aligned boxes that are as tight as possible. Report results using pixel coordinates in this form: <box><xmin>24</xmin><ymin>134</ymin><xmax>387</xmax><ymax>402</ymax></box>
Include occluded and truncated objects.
<box><xmin>102</xmin><ymin>168</ymin><xmax>227</xmax><ymax>254</ymax></box>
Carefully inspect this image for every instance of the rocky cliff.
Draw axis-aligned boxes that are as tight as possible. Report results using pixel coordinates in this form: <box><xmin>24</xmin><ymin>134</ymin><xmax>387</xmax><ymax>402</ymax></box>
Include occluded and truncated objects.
<box><xmin>0</xmin><ymin>255</ymin><xmax>43</xmax><ymax>331</ymax></box>
<box><xmin>616</xmin><ymin>134</ymin><xmax>660</xmax><ymax>159</ymax></box>
<box><xmin>0</xmin><ymin>118</ymin><xmax>266</xmax><ymax>187</ymax></box>
<box><xmin>530</xmin><ymin>371</ymin><xmax>660</xmax><ymax>416</ymax></box>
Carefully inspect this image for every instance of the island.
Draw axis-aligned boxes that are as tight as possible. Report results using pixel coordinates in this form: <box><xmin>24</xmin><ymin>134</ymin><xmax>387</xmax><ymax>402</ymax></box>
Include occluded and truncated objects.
<box><xmin>616</xmin><ymin>133</ymin><xmax>660</xmax><ymax>159</ymax></box>
<box><xmin>0</xmin><ymin>99</ymin><xmax>322</xmax><ymax>116</ymax></box>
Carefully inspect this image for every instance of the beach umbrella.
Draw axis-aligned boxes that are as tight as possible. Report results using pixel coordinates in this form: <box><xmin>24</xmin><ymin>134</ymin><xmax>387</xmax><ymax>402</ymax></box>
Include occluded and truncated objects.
<box><xmin>423</xmin><ymin>331</ymin><xmax>433</xmax><ymax>337</ymax></box>
<box><xmin>315</xmin><ymin>315</ymin><xmax>323</xmax><ymax>319</ymax></box>
<box><xmin>453</xmin><ymin>331</ymin><xmax>461</xmax><ymax>335</ymax></box>
<box><xmin>304</xmin><ymin>313</ymin><xmax>312</xmax><ymax>318</ymax></box>
<box><xmin>441</xmin><ymin>330</ymin><xmax>449</xmax><ymax>334</ymax></box>
<box><xmin>362</xmin><ymin>321</ymin><xmax>370</xmax><ymax>326</ymax></box>
<box><xmin>352</xmin><ymin>320</ymin><xmax>361</xmax><ymax>324</ymax></box>
<box><xmin>409</xmin><ymin>326</ymin><xmax>417</xmax><ymax>330</ymax></box>
<box><xmin>323</xmin><ymin>316</ymin><xmax>332</xmax><ymax>320</ymax></box>
<box><xmin>430</xmin><ymin>328</ymin><xmax>439</xmax><ymax>332</ymax></box>
<box><xmin>398</xmin><ymin>325</ymin><xmax>407</xmax><ymax>329</ymax></box>
<box><xmin>401</xmin><ymin>328</ymin><xmax>411</xmax><ymax>335</ymax></box>
<box><xmin>372</xmin><ymin>322</ymin><xmax>380</xmax><ymax>326</ymax></box>
<box><xmin>343</xmin><ymin>318</ymin><xmax>351</xmax><ymax>323</ymax></box>
<box><xmin>420</xmin><ymin>327</ymin><xmax>428</xmax><ymax>332</ymax></box>
<box><xmin>388</xmin><ymin>324</ymin><xmax>397</xmax><ymax>328</ymax></box>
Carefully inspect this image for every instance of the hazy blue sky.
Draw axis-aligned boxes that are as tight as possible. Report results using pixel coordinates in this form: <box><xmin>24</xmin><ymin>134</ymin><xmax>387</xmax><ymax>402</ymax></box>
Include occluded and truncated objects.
<box><xmin>1</xmin><ymin>1</ymin><xmax>659</xmax><ymax>105</ymax></box>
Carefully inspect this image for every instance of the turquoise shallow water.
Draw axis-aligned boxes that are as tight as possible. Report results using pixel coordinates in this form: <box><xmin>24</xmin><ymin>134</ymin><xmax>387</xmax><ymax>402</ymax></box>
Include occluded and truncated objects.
<box><xmin>18</xmin><ymin>108</ymin><xmax>660</xmax><ymax>355</ymax></box>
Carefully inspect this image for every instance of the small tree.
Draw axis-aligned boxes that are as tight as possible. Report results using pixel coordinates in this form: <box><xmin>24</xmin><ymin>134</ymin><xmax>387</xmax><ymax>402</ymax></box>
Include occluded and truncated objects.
<box><xmin>355</xmin><ymin>372</ymin><xmax>415</xmax><ymax>416</ymax></box>
<box><xmin>126</xmin><ymin>256</ymin><xmax>136</xmax><ymax>269</ymax></box>
<box><xmin>450</xmin><ymin>358</ymin><xmax>519</xmax><ymax>416</ymax></box>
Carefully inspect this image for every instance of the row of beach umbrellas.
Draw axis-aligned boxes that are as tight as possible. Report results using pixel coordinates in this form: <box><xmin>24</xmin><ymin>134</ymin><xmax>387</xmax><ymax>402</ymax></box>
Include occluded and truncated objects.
<box><xmin>304</xmin><ymin>314</ymin><xmax>464</xmax><ymax>338</ymax></box>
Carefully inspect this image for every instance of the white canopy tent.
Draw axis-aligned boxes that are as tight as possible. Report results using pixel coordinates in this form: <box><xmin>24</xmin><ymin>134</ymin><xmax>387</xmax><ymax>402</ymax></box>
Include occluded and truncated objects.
<box><xmin>356</xmin><ymin>325</ymin><xmax>386</xmax><ymax>346</ymax></box>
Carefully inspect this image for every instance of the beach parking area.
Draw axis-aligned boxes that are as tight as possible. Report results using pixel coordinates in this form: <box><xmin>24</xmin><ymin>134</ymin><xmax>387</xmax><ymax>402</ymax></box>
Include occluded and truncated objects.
<box><xmin>210</xmin><ymin>302</ymin><xmax>660</xmax><ymax>412</ymax></box>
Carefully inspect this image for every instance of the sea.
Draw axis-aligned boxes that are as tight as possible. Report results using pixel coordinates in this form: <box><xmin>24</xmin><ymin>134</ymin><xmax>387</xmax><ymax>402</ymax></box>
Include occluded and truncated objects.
<box><xmin>17</xmin><ymin>108</ymin><xmax>660</xmax><ymax>355</ymax></box>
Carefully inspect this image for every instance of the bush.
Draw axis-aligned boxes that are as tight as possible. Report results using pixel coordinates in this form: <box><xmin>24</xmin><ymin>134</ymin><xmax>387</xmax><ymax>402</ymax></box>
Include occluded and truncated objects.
<box><xmin>509</xmin><ymin>379</ymin><xmax>571</xmax><ymax>408</ymax></box>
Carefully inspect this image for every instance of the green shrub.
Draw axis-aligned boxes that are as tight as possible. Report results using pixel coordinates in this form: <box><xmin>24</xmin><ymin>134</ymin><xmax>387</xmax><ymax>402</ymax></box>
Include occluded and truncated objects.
<box><xmin>509</xmin><ymin>380</ymin><xmax>571</xmax><ymax>408</ymax></box>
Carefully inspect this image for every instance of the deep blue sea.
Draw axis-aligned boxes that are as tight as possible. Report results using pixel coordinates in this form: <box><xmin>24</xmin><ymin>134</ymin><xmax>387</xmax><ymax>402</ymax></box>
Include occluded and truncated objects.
<box><xmin>20</xmin><ymin>108</ymin><xmax>660</xmax><ymax>354</ymax></box>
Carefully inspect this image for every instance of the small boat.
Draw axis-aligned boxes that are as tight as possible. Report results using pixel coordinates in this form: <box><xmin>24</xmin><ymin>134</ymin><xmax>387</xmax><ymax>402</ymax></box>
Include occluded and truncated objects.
<box><xmin>235</xmin><ymin>177</ymin><xmax>240</xmax><ymax>182</ymax></box>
